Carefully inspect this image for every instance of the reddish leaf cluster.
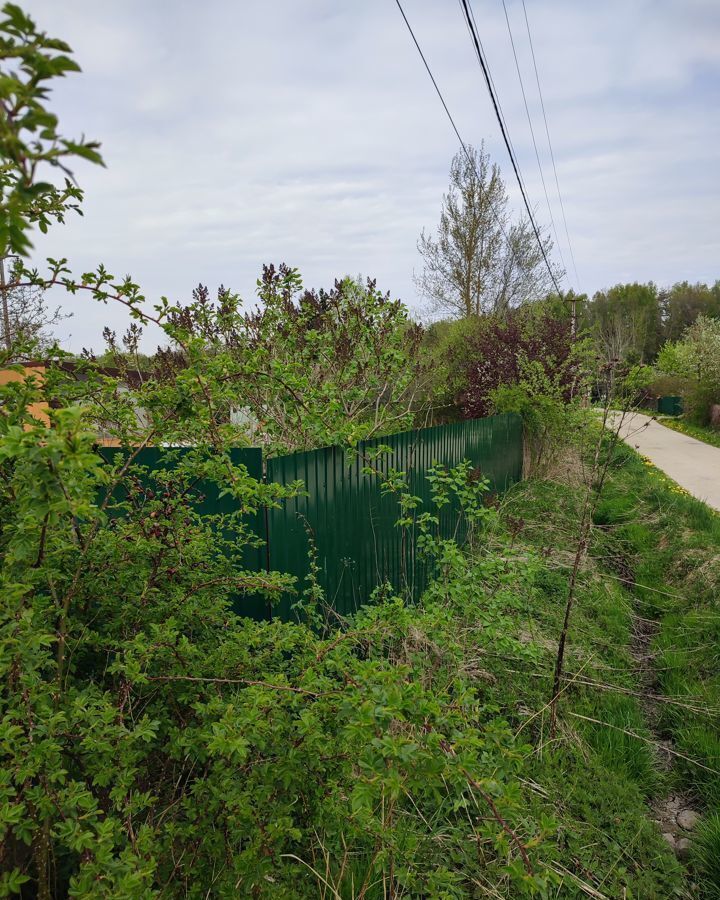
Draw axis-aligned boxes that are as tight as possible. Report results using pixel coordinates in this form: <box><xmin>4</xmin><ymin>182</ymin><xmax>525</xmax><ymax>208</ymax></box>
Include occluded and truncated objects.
<box><xmin>459</xmin><ymin>310</ymin><xmax>576</xmax><ymax>418</ymax></box>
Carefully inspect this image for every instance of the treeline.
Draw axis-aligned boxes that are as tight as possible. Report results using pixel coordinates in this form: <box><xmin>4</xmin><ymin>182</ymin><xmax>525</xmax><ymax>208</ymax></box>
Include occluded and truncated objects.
<box><xmin>580</xmin><ymin>280</ymin><xmax>720</xmax><ymax>365</ymax></box>
<box><xmin>420</xmin><ymin>280</ymin><xmax>719</xmax><ymax>428</ymax></box>
<box><xmin>413</xmin><ymin>140</ymin><xmax>719</xmax><ymax>424</ymax></box>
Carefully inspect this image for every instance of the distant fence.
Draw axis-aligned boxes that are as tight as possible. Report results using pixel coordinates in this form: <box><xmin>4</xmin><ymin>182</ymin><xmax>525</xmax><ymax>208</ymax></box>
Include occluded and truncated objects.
<box><xmin>102</xmin><ymin>413</ymin><xmax>523</xmax><ymax>622</ymax></box>
<box><xmin>657</xmin><ymin>395</ymin><xmax>683</xmax><ymax>417</ymax></box>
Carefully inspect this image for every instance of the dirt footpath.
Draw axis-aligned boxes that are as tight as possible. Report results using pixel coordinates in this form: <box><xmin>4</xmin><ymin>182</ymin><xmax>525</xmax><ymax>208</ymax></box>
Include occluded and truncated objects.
<box><xmin>612</xmin><ymin>412</ymin><xmax>720</xmax><ymax>513</ymax></box>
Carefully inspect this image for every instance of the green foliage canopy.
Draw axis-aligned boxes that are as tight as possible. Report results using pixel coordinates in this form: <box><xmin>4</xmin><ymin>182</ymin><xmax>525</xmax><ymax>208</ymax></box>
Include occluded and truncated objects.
<box><xmin>656</xmin><ymin>315</ymin><xmax>720</xmax><ymax>422</ymax></box>
<box><xmin>0</xmin><ymin>3</ymin><xmax>103</xmax><ymax>256</ymax></box>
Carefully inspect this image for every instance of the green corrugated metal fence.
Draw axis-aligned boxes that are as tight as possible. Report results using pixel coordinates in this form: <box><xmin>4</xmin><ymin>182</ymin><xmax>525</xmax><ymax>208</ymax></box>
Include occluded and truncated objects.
<box><xmin>99</xmin><ymin>446</ymin><xmax>270</xmax><ymax>620</ymax></box>
<box><xmin>104</xmin><ymin>414</ymin><xmax>523</xmax><ymax>622</ymax></box>
<box><xmin>657</xmin><ymin>396</ymin><xmax>683</xmax><ymax>416</ymax></box>
<box><xmin>266</xmin><ymin>413</ymin><xmax>523</xmax><ymax>620</ymax></box>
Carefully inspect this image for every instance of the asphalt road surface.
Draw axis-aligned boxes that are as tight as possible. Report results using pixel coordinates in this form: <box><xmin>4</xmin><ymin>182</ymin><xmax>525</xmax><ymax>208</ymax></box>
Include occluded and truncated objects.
<box><xmin>612</xmin><ymin>411</ymin><xmax>720</xmax><ymax>512</ymax></box>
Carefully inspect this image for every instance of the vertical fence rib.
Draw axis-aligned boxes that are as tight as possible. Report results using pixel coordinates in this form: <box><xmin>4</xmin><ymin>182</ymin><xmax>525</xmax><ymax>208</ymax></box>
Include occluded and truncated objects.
<box><xmin>266</xmin><ymin>413</ymin><xmax>523</xmax><ymax>621</ymax></box>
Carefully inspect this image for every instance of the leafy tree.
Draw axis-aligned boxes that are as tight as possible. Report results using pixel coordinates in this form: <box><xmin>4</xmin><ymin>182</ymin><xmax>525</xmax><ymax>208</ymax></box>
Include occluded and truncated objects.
<box><xmin>146</xmin><ymin>270</ymin><xmax>426</xmax><ymax>454</ymax></box>
<box><xmin>458</xmin><ymin>304</ymin><xmax>587</xmax><ymax>420</ymax></box>
<box><xmin>656</xmin><ymin>315</ymin><xmax>720</xmax><ymax>423</ymax></box>
<box><xmin>0</xmin><ymin>256</ymin><xmax>66</xmax><ymax>355</ymax></box>
<box><xmin>416</xmin><ymin>144</ymin><xmax>561</xmax><ymax>317</ymax></box>
<box><xmin>418</xmin><ymin>316</ymin><xmax>479</xmax><ymax>422</ymax></box>
<box><xmin>660</xmin><ymin>280</ymin><xmax>720</xmax><ymax>342</ymax></box>
<box><xmin>582</xmin><ymin>282</ymin><xmax>662</xmax><ymax>366</ymax></box>
<box><xmin>0</xmin><ymin>3</ymin><xmax>102</xmax><ymax>256</ymax></box>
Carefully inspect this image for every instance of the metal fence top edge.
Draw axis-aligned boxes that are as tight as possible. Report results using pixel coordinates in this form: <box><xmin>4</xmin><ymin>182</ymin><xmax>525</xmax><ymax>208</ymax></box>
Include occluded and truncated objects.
<box><xmin>266</xmin><ymin>412</ymin><xmax>523</xmax><ymax>466</ymax></box>
<box><xmin>95</xmin><ymin>414</ymin><xmax>521</xmax><ymax>465</ymax></box>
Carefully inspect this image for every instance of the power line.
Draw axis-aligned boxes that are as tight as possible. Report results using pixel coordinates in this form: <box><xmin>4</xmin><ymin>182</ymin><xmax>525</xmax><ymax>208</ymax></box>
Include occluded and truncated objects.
<box><xmin>392</xmin><ymin>0</ymin><xmax>551</xmax><ymax>309</ymax></box>
<box><xmin>521</xmin><ymin>0</ymin><xmax>580</xmax><ymax>288</ymax></box>
<box><xmin>464</xmin><ymin>0</ymin><xmax>564</xmax><ymax>298</ymax></box>
<box><xmin>462</xmin><ymin>0</ymin><xmax>563</xmax><ymax>300</ymax></box>
<box><xmin>459</xmin><ymin>0</ymin><xmax>531</xmax><ymax>249</ymax></box>
<box><xmin>500</xmin><ymin>0</ymin><xmax>568</xmax><ymax>281</ymax></box>
<box><xmin>392</xmin><ymin>0</ymin><xmax>510</xmax><ymax>245</ymax></box>
<box><xmin>459</xmin><ymin>0</ymin><xmax>561</xmax><ymax>293</ymax></box>
<box><xmin>457</xmin><ymin>0</ymin><xmax>563</xmax><ymax>296</ymax></box>
<box><xmin>458</xmin><ymin>0</ymin><xmax>533</xmax><ymax>213</ymax></box>
<box><xmin>465</xmin><ymin>1</ymin><xmax>518</xmax><ymax>173</ymax></box>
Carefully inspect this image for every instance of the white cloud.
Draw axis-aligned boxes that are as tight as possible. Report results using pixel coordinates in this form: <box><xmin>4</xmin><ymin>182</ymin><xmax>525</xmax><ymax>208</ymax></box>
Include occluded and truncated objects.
<box><xmin>16</xmin><ymin>0</ymin><xmax>720</xmax><ymax>351</ymax></box>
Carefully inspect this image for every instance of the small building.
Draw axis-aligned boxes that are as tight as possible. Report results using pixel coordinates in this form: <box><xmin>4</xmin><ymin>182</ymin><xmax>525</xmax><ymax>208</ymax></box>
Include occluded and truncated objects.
<box><xmin>0</xmin><ymin>359</ymin><xmax>146</xmax><ymax>446</ymax></box>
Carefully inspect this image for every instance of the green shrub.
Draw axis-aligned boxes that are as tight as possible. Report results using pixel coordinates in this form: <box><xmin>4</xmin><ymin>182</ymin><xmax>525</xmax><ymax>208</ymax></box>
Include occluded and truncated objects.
<box><xmin>420</xmin><ymin>316</ymin><xmax>480</xmax><ymax>420</ymax></box>
<box><xmin>649</xmin><ymin>373</ymin><xmax>685</xmax><ymax>398</ymax></box>
<box><xmin>0</xmin><ymin>10</ymin><xmax>555</xmax><ymax>891</ymax></box>
<box><xmin>489</xmin><ymin>362</ymin><xmax>590</xmax><ymax>476</ymax></box>
<box><xmin>656</xmin><ymin>317</ymin><xmax>720</xmax><ymax>424</ymax></box>
<box><xmin>0</xmin><ymin>385</ymin><xmax>556</xmax><ymax>896</ymax></box>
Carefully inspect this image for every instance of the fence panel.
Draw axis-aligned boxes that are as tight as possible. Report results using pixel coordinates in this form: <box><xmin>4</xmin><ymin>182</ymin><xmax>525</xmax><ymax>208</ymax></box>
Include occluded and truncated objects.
<box><xmin>266</xmin><ymin>413</ymin><xmax>523</xmax><ymax>621</ymax></box>
<box><xmin>97</xmin><ymin>415</ymin><xmax>523</xmax><ymax>624</ymax></box>
<box><xmin>657</xmin><ymin>395</ymin><xmax>683</xmax><ymax>416</ymax></box>
<box><xmin>99</xmin><ymin>447</ymin><xmax>269</xmax><ymax>620</ymax></box>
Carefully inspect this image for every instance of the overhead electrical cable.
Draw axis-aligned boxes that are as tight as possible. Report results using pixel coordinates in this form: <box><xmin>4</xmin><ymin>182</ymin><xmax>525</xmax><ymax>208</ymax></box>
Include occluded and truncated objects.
<box><xmin>521</xmin><ymin>0</ymin><xmax>580</xmax><ymax>288</ymax></box>
<box><xmin>461</xmin><ymin>0</ymin><xmax>549</xmax><ymax>275</ymax></box>
<box><xmin>460</xmin><ymin>0</ymin><xmax>535</xmax><ymax>219</ymax></box>
<box><xmin>392</xmin><ymin>0</ymin><xmax>510</xmax><ymax>245</ymax></box>
<box><xmin>465</xmin><ymin>0</ymin><xmax>519</xmax><ymax>173</ymax></box>
<box><xmin>500</xmin><ymin>0</ymin><xmax>567</xmax><ymax>280</ymax></box>
<box><xmin>457</xmin><ymin>0</ymin><xmax>563</xmax><ymax>295</ymax></box>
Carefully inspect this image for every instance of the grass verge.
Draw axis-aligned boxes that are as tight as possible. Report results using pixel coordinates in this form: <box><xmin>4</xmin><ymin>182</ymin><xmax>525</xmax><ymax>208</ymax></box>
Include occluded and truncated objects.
<box><xmin>494</xmin><ymin>435</ymin><xmax>719</xmax><ymax>896</ymax></box>
<box><xmin>658</xmin><ymin>416</ymin><xmax>720</xmax><ymax>449</ymax></box>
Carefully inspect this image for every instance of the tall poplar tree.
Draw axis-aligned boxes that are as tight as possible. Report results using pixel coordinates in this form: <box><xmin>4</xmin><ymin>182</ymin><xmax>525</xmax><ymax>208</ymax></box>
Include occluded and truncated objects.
<box><xmin>416</xmin><ymin>143</ymin><xmax>560</xmax><ymax>317</ymax></box>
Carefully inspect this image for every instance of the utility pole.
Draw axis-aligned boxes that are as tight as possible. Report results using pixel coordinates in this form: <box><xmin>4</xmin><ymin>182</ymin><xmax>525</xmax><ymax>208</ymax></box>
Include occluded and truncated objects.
<box><xmin>0</xmin><ymin>255</ymin><xmax>12</xmax><ymax>352</ymax></box>
<box><xmin>564</xmin><ymin>291</ymin><xmax>580</xmax><ymax>342</ymax></box>
<box><xmin>564</xmin><ymin>291</ymin><xmax>590</xmax><ymax>406</ymax></box>
<box><xmin>564</xmin><ymin>292</ymin><xmax>576</xmax><ymax>340</ymax></box>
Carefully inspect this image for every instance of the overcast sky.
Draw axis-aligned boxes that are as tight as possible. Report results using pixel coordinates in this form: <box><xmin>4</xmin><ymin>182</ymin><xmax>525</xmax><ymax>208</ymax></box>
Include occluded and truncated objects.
<box><xmin>17</xmin><ymin>0</ymin><xmax>720</xmax><ymax>352</ymax></box>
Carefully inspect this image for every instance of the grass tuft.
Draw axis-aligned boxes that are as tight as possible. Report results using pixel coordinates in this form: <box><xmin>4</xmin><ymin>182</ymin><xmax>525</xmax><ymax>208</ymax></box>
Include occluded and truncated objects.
<box><xmin>691</xmin><ymin>811</ymin><xmax>720</xmax><ymax>898</ymax></box>
<box><xmin>675</xmin><ymin>727</ymin><xmax>720</xmax><ymax>809</ymax></box>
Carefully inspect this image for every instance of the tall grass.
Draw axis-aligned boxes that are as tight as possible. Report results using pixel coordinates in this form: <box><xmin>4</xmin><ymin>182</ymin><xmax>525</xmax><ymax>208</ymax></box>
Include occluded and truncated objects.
<box><xmin>692</xmin><ymin>812</ymin><xmax>720</xmax><ymax>898</ymax></box>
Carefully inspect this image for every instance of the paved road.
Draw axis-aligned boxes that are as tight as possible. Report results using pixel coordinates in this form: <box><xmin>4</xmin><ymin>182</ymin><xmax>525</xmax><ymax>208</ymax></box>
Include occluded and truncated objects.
<box><xmin>612</xmin><ymin>411</ymin><xmax>720</xmax><ymax>512</ymax></box>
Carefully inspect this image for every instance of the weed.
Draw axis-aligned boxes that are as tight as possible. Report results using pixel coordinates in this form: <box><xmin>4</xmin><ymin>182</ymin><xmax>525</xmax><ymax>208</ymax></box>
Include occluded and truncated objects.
<box><xmin>674</xmin><ymin>727</ymin><xmax>720</xmax><ymax>808</ymax></box>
